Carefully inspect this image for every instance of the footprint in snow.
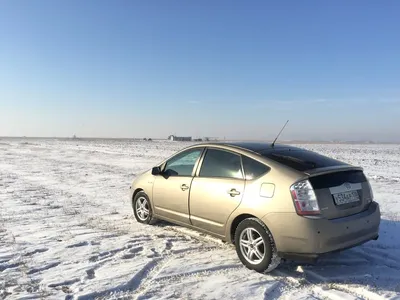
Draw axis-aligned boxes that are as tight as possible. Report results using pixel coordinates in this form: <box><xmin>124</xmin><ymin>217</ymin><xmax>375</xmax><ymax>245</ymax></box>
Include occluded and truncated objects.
<box><xmin>48</xmin><ymin>278</ymin><xmax>80</xmax><ymax>288</ymax></box>
<box><xmin>129</xmin><ymin>246</ymin><xmax>144</xmax><ymax>254</ymax></box>
<box><xmin>147</xmin><ymin>247</ymin><xmax>161</xmax><ymax>258</ymax></box>
<box><xmin>24</xmin><ymin>248</ymin><xmax>49</xmax><ymax>257</ymax></box>
<box><xmin>86</xmin><ymin>268</ymin><xmax>96</xmax><ymax>279</ymax></box>
<box><xmin>128</xmin><ymin>235</ymin><xmax>152</xmax><ymax>242</ymax></box>
<box><xmin>122</xmin><ymin>253</ymin><xmax>137</xmax><ymax>260</ymax></box>
<box><xmin>62</xmin><ymin>286</ymin><xmax>72</xmax><ymax>294</ymax></box>
<box><xmin>27</xmin><ymin>262</ymin><xmax>60</xmax><ymax>274</ymax></box>
<box><xmin>0</xmin><ymin>262</ymin><xmax>21</xmax><ymax>272</ymax></box>
<box><xmin>66</xmin><ymin>241</ymin><xmax>100</xmax><ymax>248</ymax></box>
<box><xmin>165</xmin><ymin>240</ymin><xmax>173</xmax><ymax>251</ymax></box>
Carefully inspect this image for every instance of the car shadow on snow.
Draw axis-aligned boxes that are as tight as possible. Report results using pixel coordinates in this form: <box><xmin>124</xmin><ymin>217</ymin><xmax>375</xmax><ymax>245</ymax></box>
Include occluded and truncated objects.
<box><xmin>273</xmin><ymin>219</ymin><xmax>400</xmax><ymax>294</ymax></box>
<box><xmin>153</xmin><ymin>218</ymin><xmax>400</xmax><ymax>294</ymax></box>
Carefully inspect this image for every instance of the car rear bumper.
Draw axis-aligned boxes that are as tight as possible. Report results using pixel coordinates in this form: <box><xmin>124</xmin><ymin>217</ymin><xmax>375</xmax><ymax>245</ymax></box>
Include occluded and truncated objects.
<box><xmin>278</xmin><ymin>234</ymin><xmax>379</xmax><ymax>263</ymax></box>
<box><xmin>262</xmin><ymin>202</ymin><xmax>380</xmax><ymax>261</ymax></box>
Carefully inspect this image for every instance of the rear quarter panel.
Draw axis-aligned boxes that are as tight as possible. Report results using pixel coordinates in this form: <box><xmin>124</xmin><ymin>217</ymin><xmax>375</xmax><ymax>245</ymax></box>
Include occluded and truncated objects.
<box><xmin>224</xmin><ymin>157</ymin><xmax>304</xmax><ymax>242</ymax></box>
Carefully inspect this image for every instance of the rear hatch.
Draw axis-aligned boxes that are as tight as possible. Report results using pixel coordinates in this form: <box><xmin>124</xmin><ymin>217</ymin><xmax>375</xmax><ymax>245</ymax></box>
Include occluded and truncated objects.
<box><xmin>262</xmin><ymin>149</ymin><xmax>372</xmax><ymax>219</ymax></box>
<box><xmin>308</xmin><ymin>168</ymin><xmax>371</xmax><ymax>219</ymax></box>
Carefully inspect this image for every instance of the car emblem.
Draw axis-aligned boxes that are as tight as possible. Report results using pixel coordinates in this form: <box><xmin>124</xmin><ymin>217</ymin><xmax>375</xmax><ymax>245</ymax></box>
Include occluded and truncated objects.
<box><xmin>344</xmin><ymin>182</ymin><xmax>352</xmax><ymax>190</ymax></box>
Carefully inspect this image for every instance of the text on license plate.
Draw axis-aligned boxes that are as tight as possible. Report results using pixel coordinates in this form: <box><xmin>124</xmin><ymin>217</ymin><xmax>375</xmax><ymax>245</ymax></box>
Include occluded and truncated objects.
<box><xmin>333</xmin><ymin>190</ymin><xmax>360</xmax><ymax>205</ymax></box>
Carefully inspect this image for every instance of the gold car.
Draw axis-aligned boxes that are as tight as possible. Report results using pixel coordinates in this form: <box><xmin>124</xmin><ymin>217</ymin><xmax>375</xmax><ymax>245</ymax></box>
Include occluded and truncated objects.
<box><xmin>129</xmin><ymin>142</ymin><xmax>380</xmax><ymax>272</ymax></box>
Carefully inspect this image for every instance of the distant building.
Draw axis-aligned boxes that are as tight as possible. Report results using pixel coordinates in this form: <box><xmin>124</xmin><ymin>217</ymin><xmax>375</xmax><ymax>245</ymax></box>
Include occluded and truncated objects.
<box><xmin>168</xmin><ymin>135</ymin><xmax>192</xmax><ymax>141</ymax></box>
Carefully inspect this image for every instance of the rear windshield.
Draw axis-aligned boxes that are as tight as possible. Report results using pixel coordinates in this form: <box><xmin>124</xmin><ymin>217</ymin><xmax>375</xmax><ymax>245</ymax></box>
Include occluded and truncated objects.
<box><xmin>261</xmin><ymin>150</ymin><xmax>347</xmax><ymax>172</ymax></box>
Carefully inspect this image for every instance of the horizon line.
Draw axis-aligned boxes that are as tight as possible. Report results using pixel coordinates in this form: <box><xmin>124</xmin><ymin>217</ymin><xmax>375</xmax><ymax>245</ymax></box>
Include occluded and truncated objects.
<box><xmin>0</xmin><ymin>136</ymin><xmax>399</xmax><ymax>144</ymax></box>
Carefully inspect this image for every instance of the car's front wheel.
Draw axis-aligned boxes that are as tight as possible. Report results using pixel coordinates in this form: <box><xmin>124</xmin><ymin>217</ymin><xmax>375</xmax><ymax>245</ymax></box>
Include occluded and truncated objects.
<box><xmin>133</xmin><ymin>191</ymin><xmax>154</xmax><ymax>224</ymax></box>
<box><xmin>234</xmin><ymin>218</ymin><xmax>280</xmax><ymax>273</ymax></box>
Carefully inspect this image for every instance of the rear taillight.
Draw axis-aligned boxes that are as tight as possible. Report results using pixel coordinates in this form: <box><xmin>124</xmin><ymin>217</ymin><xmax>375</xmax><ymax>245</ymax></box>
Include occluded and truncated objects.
<box><xmin>290</xmin><ymin>180</ymin><xmax>320</xmax><ymax>215</ymax></box>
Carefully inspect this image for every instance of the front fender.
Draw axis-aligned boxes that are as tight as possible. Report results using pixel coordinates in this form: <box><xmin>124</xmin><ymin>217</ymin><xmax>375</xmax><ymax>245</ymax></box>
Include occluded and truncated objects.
<box><xmin>130</xmin><ymin>170</ymin><xmax>155</xmax><ymax>209</ymax></box>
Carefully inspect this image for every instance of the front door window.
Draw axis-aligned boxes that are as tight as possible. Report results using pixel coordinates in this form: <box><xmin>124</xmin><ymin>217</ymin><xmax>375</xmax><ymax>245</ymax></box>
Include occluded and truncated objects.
<box><xmin>164</xmin><ymin>148</ymin><xmax>203</xmax><ymax>177</ymax></box>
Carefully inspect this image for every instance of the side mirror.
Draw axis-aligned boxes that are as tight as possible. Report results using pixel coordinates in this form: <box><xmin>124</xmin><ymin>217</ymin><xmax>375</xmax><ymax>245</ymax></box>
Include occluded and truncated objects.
<box><xmin>151</xmin><ymin>166</ymin><xmax>162</xmax><ymax>175</ymax></box>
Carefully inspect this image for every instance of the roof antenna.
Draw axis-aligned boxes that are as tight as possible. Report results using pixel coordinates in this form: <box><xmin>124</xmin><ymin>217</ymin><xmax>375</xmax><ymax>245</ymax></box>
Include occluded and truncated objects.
<box><xmin>271</xmin><ymin>120</ymin><xmax>289</xmax><ymax>147</ymax></box>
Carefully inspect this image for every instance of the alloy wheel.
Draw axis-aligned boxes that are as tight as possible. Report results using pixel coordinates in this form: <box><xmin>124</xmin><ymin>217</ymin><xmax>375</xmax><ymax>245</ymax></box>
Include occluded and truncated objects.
<box><xmin>135</xmin><ymin>196</ymin><xmax>150</xmax><ymax>221</ymax></box>
<box><xmin>239</xmin><ymin>227</ymin><xmax>265</xmax><ymax>264</ymax></box>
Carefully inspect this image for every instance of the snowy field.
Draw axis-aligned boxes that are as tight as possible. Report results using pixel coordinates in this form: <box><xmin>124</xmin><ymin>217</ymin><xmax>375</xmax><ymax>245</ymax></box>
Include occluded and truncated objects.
<box><xmin>0</xmin><ymin>138</ymin><xmax>399</xmax><ymax>300</ymax></box>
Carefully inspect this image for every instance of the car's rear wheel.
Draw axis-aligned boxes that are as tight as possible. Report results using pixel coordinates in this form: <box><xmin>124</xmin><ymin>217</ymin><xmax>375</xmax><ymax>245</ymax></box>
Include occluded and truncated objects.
<box><xmin>234</xmin><ymin>218</ymin><xmax>280</xmax><ymax>273</ymax></box>
<box><xmin>133</xmin><ymin>191</ymin><xmax>154</xmax><ymax>224</ymax></box>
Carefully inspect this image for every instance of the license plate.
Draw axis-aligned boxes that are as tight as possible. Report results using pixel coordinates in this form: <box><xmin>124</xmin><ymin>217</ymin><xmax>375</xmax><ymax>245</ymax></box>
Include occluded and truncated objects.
<box><xmin>333</xmin><ymin>190</ymin><xmax>360</xmax><ymax>205</ymax></box>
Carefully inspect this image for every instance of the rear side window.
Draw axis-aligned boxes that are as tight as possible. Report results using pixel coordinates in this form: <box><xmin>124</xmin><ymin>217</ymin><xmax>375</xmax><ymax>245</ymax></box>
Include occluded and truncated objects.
<box><xmin>199</xmin><ymin>149</ymin><xmax>243</xmax><ymax>179</ymax></box>
<box><xmin>262</xmin><ymin>150</ymin><xmax>346</xmax><ymax>172</ymax></box>
<box><xmin>242</xmin><ymin>156</ymin><xmax>270</xmax><ymax>180</ymax></box>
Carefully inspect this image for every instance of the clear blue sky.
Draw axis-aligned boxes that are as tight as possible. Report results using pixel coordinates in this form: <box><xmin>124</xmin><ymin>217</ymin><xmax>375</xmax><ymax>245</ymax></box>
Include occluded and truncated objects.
<box><xmin>1</xmin><ymin>1</ymin><xmax>399</xmax><ymax>141</ymax></box>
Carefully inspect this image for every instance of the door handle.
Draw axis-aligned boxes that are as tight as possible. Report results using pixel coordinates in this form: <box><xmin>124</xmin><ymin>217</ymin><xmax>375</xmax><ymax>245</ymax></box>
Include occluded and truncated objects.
<box><xmin>228</xmin><ymin>189</ymin><xmax>241</xmax><ymax>197</ymax></box>
<box><xmin>180</xmin><ymin>184</ymin><xmax>189</xmax><ymax>191</ymax></box>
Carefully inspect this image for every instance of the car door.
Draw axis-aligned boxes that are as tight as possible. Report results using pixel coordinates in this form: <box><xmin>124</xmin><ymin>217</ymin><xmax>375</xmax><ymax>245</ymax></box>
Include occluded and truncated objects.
<box><xmin>189</xmin><ymin>148</ymin><xmax>245</xmax><ymax>236</ymax></box>
<box><xmin>152</xmin><ymin>147</ymin><xmax>204</xmax><ymax>225</ymax></box>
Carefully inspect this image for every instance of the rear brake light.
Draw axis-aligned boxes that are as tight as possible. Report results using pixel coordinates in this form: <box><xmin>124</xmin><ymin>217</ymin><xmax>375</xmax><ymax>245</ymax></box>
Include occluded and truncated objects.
<box><xmin>290</xmin><ymin>180</ymin><xmax>320</xmax><ymax>215</ymax></box>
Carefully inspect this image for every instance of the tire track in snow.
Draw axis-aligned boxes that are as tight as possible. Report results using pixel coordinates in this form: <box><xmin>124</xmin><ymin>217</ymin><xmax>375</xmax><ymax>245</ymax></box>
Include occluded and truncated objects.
<box><xmin>77</xmin><ymin>257</ymin><xmax>164</xmax><ymax>300</ymax></box>
<box><xmin>349</xmin><ymin>248</ymin><xmax>400</xmax><ymax>270</ymax></box>
<box><xmin>275</xmin><ymin>266</ymin><xmax>387</xmax><ymax>300</ymax></box>
<box><xmin>133</xmin><ymin>250</ymin><xmax>242</xmax><ymax>300</ymax></box>
<box><xmin>75</xmin><ymin>237</ymin><xmax>209</xmax><ymax>299</ymax></box>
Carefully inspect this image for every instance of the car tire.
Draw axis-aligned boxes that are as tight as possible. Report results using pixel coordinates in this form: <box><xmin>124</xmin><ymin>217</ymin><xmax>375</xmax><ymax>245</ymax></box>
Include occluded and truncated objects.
<box><xmin>133</xmin><ymin>191</ymin><xmax>154</xmax><ymax>224</ymax></box>
<box><xmin>234</xmin><ymin>218</ymin><xmax>280</xmax><ymax>273</ymax></box>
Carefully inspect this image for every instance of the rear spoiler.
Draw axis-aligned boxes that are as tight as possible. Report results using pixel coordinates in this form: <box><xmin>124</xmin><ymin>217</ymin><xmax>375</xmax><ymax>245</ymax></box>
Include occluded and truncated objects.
<box><xmin>304</xmin><ymin>165</ymin><xmax>364</xmax><ymax>177</ymax></box>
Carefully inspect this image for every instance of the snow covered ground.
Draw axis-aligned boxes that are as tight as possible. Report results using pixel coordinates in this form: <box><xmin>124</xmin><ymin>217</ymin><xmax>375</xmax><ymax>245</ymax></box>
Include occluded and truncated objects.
<box><xmin>0</xmin><ymin>138</ymin><xmax>399</xmax><ymax>300</ymax></box>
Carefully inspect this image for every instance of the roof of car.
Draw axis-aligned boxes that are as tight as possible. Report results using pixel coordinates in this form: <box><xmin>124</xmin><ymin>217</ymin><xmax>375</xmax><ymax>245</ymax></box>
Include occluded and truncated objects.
<box><xmin>199</xmin><ymin>142</ymin><xmax>302</xmax><ymax>154</ymax></box>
